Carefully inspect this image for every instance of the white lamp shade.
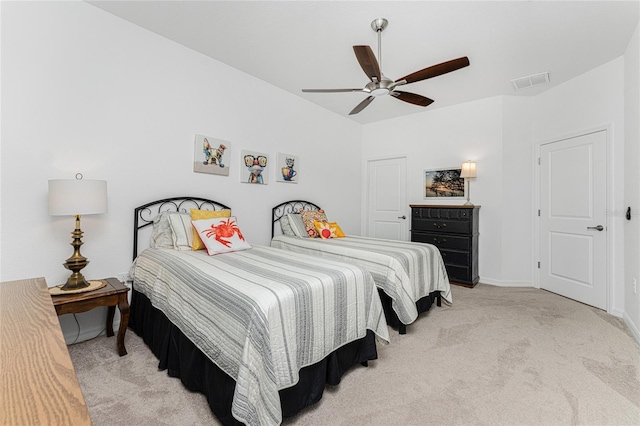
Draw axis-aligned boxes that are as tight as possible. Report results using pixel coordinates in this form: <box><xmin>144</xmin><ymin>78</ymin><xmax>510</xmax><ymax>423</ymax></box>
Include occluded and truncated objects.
<box><xmin>48</xmin><ymin>179</ymin><xmax>108</xmax><ymax>216</ymax></box>
<box><xmin>460</xmin><ymin>161</ymin><xmax>477</xmax><ymax>178</ymax></box>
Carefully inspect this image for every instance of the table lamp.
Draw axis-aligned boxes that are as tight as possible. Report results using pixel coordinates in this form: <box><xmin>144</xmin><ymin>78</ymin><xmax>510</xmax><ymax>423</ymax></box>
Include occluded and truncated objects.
<box><xmin>460</xmin><ymin>160</ymin><xmax>477</xmax><ymax>206</ymax></box>
<box><xmin>48</xmin><ymin>174</ymin><xmax>107</xmax><ymax>291</ymax></box>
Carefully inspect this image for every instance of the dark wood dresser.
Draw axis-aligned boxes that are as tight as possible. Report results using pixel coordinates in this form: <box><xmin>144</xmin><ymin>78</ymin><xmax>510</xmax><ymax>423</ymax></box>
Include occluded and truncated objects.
<box><xmin>410</xmin><ymin>205</ymin><xmax>480</xmax><ymax>287</ymax></box>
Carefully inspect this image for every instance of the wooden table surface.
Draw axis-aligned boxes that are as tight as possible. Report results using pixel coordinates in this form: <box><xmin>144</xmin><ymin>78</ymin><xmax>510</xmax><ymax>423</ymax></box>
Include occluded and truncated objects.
<box><xmin>0</xmin><ymin>277</ymin><xmax>91</xmax><ymax>426</ymax></box>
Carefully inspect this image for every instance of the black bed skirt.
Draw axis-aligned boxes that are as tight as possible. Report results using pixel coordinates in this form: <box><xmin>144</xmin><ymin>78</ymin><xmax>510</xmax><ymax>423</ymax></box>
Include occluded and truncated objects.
<box><xmin>378</xmin><ymin>289</ymin><xmax>441</xmax><ymax>332</ymax></box>
<box><xmin>129</xmin><ymin>289</ymin><xmax>378</xmax><ymax>425</ymax></box>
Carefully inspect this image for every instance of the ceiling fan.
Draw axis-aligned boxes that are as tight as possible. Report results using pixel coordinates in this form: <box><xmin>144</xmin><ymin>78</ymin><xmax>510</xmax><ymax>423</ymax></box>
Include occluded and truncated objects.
<box><xmin>302</xmin><ymin>18</ymin><xmax>470</xmax><ymax>115</ymax></box>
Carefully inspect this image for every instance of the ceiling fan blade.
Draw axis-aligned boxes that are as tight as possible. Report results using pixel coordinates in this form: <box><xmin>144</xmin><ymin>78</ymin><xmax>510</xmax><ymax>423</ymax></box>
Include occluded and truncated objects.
<box><xmin>390</xmin><ymin>91</ymin><xmax>434</xmax><ymax>107</ymax></box>
<box><xmin>353</xmin><ymin>45</ymin><xmax>382</xmax><ymax>82</ymax></box>
<box><xmin>349</xmin><ymin>96</ymin><xmax>375</xmax><ymax>115</ymax></box>
<box><xmin>396</xmin><ymin>56</ymin><xmax>470</xmax><ymax>85</ymax></box>
<box><xmin>302</xmin><ymin>88</ymin><xmax>363</xmax><ymax>93</ymax></box>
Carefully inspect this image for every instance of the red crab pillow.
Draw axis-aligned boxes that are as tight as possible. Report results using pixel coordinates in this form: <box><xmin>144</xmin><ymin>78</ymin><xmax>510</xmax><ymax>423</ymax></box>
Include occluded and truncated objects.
<box><xmin>191</xmin><ymin>216</ymin><xmax>251</xmax><ymax>255</ymax></box>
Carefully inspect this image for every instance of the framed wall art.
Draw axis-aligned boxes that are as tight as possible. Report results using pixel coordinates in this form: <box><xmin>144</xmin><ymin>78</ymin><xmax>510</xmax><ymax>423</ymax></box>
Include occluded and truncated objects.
<box><xmin>275</xmin><ymin>152</ymin><xmax>299</xmax><ymax>183</ymax></box>
<box><xmin>241</xmin><ymin>150</ymin><xmax>269</xmax><ymax>184</ymax></box>
<box><xmin>193</xmin><ymin>134</ymin><xmax>230</xmax><ymax>176</ymax></box>
<box><xmin>423</xmin><ymin>167</ymin><xmax>465</xmax><ymax>199</ymax></box>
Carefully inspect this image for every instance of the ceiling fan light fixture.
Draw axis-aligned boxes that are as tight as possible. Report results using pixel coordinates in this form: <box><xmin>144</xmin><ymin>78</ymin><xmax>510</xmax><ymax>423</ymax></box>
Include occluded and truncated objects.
<box><xmin>370</xmin><ymin>87</ymin><xmax>389</xmax><ymax>96</ymax></box>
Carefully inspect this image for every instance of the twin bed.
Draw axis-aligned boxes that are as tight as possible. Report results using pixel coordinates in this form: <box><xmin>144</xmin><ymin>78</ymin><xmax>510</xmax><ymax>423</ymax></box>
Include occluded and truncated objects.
<box><xmin>270</xmin><ymin>200</ymin><xmax>451</xmax><ymax>334</ymax></box>
<box><xmin>129</xmin><ymin>197</ymin><xmax>451</xmax><ymax>426</ymax></box>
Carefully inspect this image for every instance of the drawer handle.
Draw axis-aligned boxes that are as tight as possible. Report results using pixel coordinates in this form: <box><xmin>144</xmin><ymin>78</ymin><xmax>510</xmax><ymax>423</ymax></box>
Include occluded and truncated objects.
<box><xmin>432</xmin><ymin>238</ymin><xmax>447</xmax><ymax>244</ymax></box>
<box><xmin>433</xmin><ymin>222</ymin><xmax>447</xmax><ymax>229</ymax></box>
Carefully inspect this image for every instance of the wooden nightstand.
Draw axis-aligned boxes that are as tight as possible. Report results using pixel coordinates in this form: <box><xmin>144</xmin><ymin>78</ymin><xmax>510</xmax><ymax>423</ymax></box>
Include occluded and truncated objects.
<box><xmin>51</xmin><ymin>277</ymin><xmax>130</xmax><ymax>356</ymax></box>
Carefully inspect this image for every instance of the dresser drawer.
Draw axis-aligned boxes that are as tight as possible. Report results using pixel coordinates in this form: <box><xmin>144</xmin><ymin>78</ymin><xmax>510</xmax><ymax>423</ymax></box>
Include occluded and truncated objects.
<box><xmin>412</xmin><ymin>218</ymin><xmax>470</xmax><ymax>234</ymax></box>
<box><xmin>445</xmin><ymin>264</ymin><xmax>471</xmax><ymax>283</ymax></box>
<box><xmin>439</xmin><ymin>249</ymin><xmax>469</xmax><ymax>266</ymax></box>
<box><xmin>411</xmin><ymin>232</ymin><xmax>470</xmax><ymax>251</ymax></box>
<box><xmin>412</xmin><ymin>207</ymin><xmax>472</xmax><ymax>221</ymax></box>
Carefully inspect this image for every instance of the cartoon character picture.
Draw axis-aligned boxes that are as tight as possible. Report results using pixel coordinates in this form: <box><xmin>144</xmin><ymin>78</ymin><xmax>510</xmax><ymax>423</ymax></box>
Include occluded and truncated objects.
<box><xmin>193</xmin><ymin>134</ymin><xmax>230</xmax><ymax>176</ymax></box>
<box><xmin>241</xmin><ymin>150</ymin><xmax>269</xmax><ymax>184</ymax></box>
<box><xmin>281</xmin><ymin>157</ymin><xmax>297</xmax><ymax>181</ymax></box>
<box><xmin>203</xmin><ymin>138</ymin><xmax>226</xmax><ymax>167</ymax></box>
<box><xmin>276</xmin><ymin>152</ymin><xmax>299</xmax><ymax>183</ymax></box>
<box><xmin>244</xmin><ymin>154</ymin><xmax>267</xmax><ymax>183</ymax></box>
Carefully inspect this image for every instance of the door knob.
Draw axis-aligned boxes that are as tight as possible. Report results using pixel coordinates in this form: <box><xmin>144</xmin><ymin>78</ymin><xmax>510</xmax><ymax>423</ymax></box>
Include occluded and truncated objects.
<box><xmin>587</xmin><ymin>225</ymin><xmax>604</xmax><ymax>231</ymax></box>
<box><xmin>398</xmin><ymin>215</ymin><xmax>406</xmax><ymax>219</ymax></box>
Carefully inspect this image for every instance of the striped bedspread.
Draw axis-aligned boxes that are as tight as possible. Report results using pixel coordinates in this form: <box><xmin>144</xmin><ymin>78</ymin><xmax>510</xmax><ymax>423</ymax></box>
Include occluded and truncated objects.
<box><xmin>131</xmin><ymin>246</ymin><xmax>389</xmax><ymax>426</ymax></box>
<box><xmin>271</xmin><ymin>235</ymin><xmax>452</xmax><ymax>325</ymax></box>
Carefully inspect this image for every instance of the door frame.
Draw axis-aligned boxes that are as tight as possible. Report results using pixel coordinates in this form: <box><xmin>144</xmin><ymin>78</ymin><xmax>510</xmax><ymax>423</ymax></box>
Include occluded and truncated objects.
<box><xmin>362</xmin><ymin>154</ymin><xmax>409</xmax><ymax>238</ymax></box>
<box><xmin>533</xmin><ymin>124</ymin><xmax>613</xmax><ymax>312</ymax></box>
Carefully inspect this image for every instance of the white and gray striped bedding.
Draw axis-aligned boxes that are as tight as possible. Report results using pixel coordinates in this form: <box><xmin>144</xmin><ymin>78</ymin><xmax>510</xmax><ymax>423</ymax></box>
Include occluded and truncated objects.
<box><xmin>131</xmin><ymin>245</ymin><xmax>389</xmax><ymax>426</ymax></box>
<box><xmin>271</xmin><ymin>235</ymin><xmax>452</xmax><ymax>325</ymax></box>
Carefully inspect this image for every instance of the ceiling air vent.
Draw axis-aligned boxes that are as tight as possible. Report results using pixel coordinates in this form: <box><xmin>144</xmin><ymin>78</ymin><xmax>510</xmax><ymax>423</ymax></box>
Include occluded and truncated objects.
<box><xmin>511</xmin><ymin>71</ymin><xmax>550</xmax><ymax>91</ymax></box>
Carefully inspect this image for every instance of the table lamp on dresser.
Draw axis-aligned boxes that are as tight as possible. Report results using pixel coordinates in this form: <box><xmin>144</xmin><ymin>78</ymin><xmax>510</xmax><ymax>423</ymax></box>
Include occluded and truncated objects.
<box><xmin>460</xmin><ymin>160</ymin><xmax>477</xmax><ymax>206</ymax></box>
<box><xmin>48</xmin><ymin>173</ymin><xmax>107</xmax><ymax>291</ymax></box>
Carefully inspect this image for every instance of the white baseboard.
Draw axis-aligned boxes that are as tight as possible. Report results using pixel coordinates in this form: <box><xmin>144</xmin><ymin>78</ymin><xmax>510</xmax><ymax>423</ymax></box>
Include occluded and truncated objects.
<box><xmin>623</xmin><ymin>312</ymin><xmax>640</xmax><ymax>344</ymax></box>
<box><xmin>63</xmin><ymin>319</ymin><xmax>122</xmax><ymax>345</ymax></box>
<box><xmin>609</xmin><ymin>307</ymin><xmax>625</xmax><ymax>318</ymax></box>
<box><xmin>477</xmin><ymin>278</ymin><xmax>533</xmax><ymax>287</ymax></box>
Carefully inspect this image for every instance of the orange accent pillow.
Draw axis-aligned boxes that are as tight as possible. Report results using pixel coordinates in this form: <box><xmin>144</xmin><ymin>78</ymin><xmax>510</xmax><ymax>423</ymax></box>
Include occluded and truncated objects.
<box><xmin>190</xmin><ymin>208</ymin><xmax>231</xmax><ymax>250</ymax></box>
<box><xmin>314</xmin><ymin>221</ymin><xmax>345</xmax><ymax>239</ymax></box>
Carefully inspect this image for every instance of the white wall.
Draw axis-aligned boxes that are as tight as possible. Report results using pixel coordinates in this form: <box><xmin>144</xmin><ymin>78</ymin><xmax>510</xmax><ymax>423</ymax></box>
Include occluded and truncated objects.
<box><xmin>532</xmin><ymin>57</ymin><xmax>626</xmax><ymax>318</ymax></box>
<box><xmin>501</xmin><ymin>96</ymin><xmax>534</xmax><ymax>285</ymax></box>
<box><xmin>362</xmin><ymin>96</ymin><xmax>521</xmax><ymax>285</ymax></box>
<box><xmin>623</xmin><ymin>21</ymin><xmax>640</xmax><ymax>340</ymax></box>
<box><xmin>361</xmin><ymin>55</ymin><xmax>632</xmax><ymax>311</ymax></box>
<box><xmin>0</xmin><ymin>1</ymin><xmax>362</xmax><ymax>341</ymax></box>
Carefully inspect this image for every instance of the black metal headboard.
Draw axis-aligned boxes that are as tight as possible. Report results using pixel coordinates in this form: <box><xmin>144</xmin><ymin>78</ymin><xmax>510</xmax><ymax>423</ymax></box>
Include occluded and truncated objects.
<box><xmin>271</xmin><ymin>200</ymin><xmax>321</xmax><ymax>238</ymax></box>
<box><xmin>133</xmin><ymin>197</ymin><xmax>231</xmax><ymax>260</ymax></box>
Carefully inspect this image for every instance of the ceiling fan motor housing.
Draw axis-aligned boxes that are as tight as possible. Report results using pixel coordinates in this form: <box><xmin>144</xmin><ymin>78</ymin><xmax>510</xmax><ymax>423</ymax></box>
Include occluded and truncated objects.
<box><xmin>366</xmin><ymin>76</ymin><xmax>394</xmax><ymax>96</ymax></box>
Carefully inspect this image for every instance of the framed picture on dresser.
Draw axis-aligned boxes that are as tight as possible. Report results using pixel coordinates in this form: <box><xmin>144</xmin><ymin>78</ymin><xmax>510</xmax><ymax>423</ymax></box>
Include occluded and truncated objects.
<box><xmin>423</xmin><ymin>168</ymin><xmax>465</xmax><ymax>199</ymax></box>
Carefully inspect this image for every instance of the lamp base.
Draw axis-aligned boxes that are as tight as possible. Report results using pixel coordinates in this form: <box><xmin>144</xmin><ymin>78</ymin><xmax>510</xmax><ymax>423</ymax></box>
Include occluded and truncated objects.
<box><xmin>463</xmin><ymin>200</ymin><xmax>474</xmax><ymax>206</ymax></box>
<box><xmin>60</xmin><ymin>272</ymin><xmax>90</xmax><ymax>291</ymax></box>
<box><xmin>59</xmin><ymin>214</ymin><xmax>91</xmax><ymax>291</ymax></box>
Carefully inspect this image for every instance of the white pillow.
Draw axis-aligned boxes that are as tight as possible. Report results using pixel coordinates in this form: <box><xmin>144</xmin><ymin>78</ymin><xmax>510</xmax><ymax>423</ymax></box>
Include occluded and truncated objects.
<box><xmin>287</xmin><ymin>213</ymin><xmax>309</xmax><ymax>238</ymax></box>
<box><xmin>191</xmin><ymin>216</ymin><xmax>252</xmax><ymax>255</ymax></box>
<box><xmin>279</xmin><ymin>215</ymin><xmax>296</xmax><ymax>237</ymax></box>
<box><xmin>168</xmin><ymin>212</ymin><xmax>194</xmax><ymax>251</ymax></box>
<box><xmin>150</xmin><ymin>211</ymin><xmax>176</xmax><ymax>249</ymax></box>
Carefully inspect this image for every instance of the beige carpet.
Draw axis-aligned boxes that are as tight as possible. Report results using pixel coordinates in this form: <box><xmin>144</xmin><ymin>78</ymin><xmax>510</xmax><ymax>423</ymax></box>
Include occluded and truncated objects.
<box><xmin>68</xmin><ymin>284</ymin><xmax>640</xmax><ymax>425</ymax></box>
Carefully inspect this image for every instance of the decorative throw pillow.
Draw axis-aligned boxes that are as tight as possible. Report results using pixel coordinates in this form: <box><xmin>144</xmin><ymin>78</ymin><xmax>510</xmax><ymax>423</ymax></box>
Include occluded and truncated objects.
<box><xmin>150</xmin><ymin>211</ymin><xmax>175</xmax><ymax>249</ymax></box>
<box><xmin>314</xmin><ymin>221</ymin><xmax>346</xmax><ymax>239</ymax></box>
<box><xmin>168</xmin><ymin>212</ymin><xmax>195</xmax><ymax>251</ymax></box>
<box><xmin>190</xmin><ymin>208</ymin><xmax>231</xmax><ymax>250</ymax></box>
<box><xmin>191</xmin><ymin>216</ymin><xmax>251</xmax><ymax>255</ymax></box>
<box><xmin>279</xmin><ymin>215</ymin><xmax>296</xmax><ymax>237</ymax></box>
<box><xmin>287</xmin><ymin>213</ymin><xmax>309</xmax><ymax>238</ymax></box>
<box><xmin>300</xmin><ymin>209</ymin><xmax>328</xmax><ymax>238</ymax></box>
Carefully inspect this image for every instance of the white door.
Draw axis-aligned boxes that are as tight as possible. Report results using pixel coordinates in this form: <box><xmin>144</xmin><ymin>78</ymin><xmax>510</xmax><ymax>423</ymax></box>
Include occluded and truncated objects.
<box><xmin>539</xmin><ymin>130</ymin><xmax>607</xmax><ymax>310</ymax></box>
<box><xmin>366</xmin><ymin>157</ymin><xmax>408</xmax><ymax>240</ymax></box>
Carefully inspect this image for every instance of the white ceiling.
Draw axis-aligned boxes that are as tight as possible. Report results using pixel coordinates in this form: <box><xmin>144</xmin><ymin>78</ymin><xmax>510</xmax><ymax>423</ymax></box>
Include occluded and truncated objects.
<box><xmin>87</xmin><ymin>1</ymin><xmax>639</xmax><ymax>124</ymax></box>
